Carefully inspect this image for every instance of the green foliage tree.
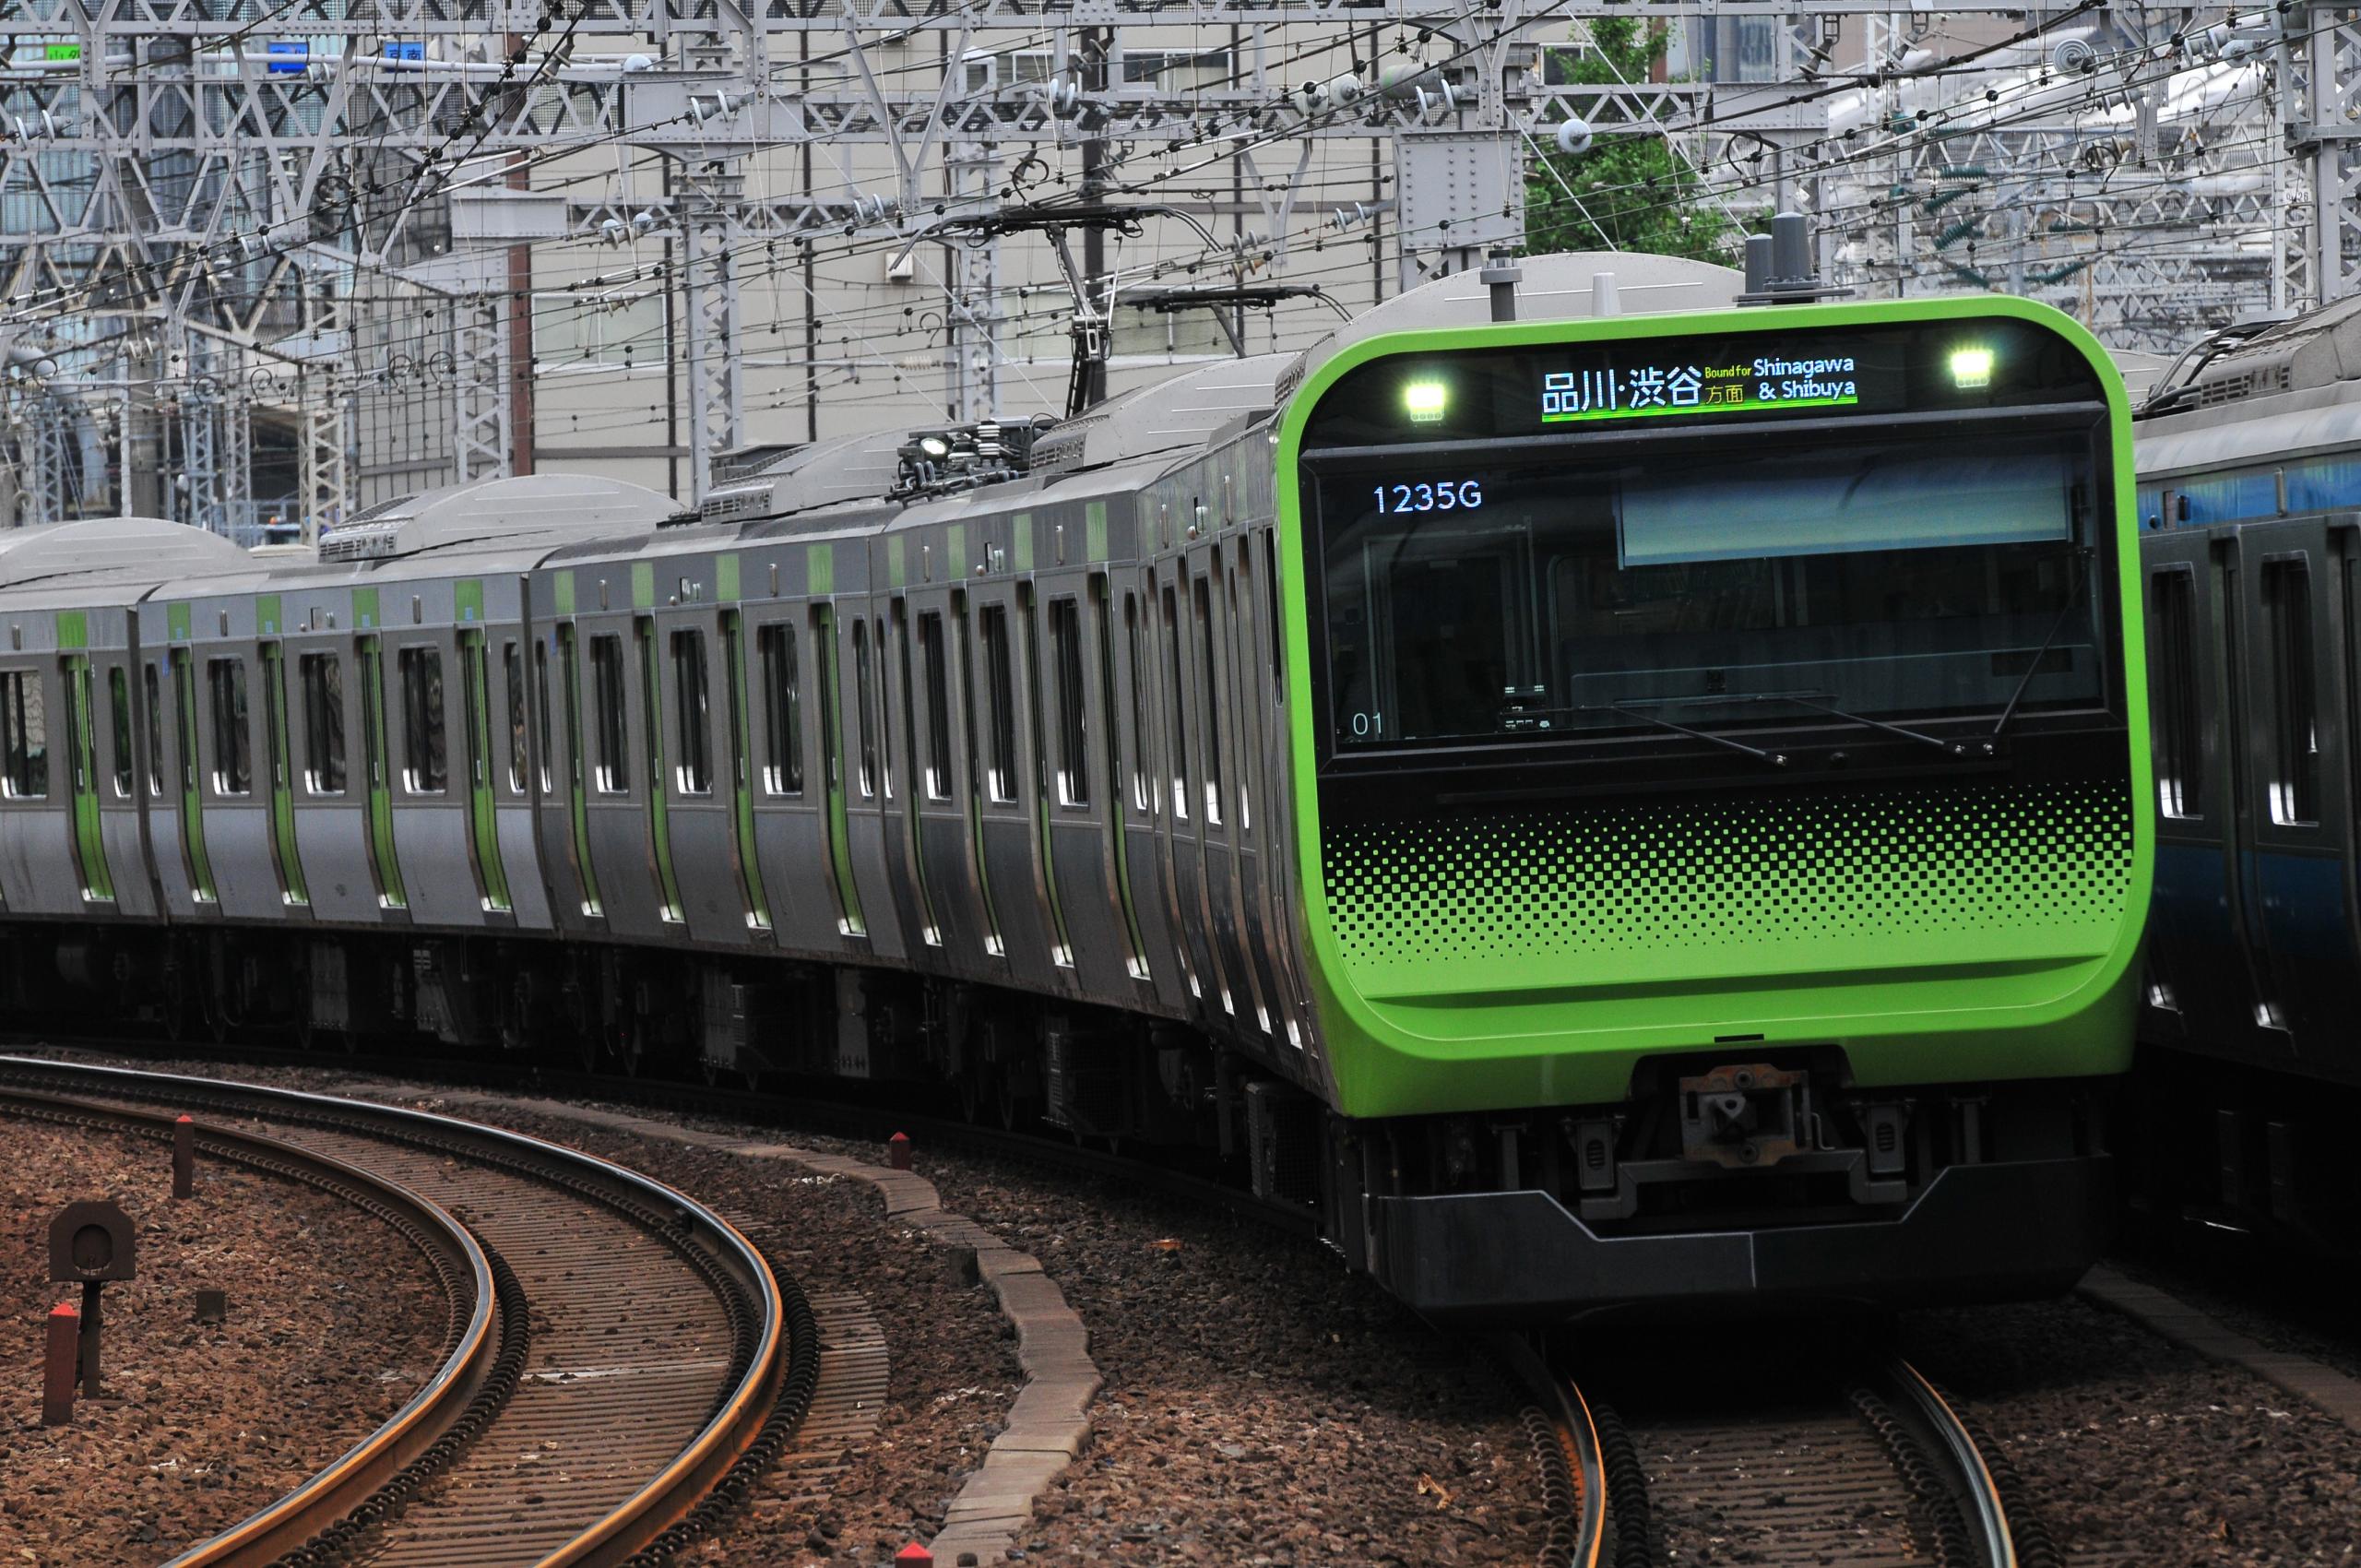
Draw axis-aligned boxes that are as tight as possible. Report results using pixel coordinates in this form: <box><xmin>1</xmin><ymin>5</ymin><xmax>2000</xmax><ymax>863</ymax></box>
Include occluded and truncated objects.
<box><xmin>1525</xmin><ymin>18</ymin><xmax>1744</xmax><ymax>262</ymax></box>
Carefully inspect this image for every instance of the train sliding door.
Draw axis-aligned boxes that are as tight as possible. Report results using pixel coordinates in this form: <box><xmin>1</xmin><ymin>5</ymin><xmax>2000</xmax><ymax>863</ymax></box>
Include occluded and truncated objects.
<box><xmin>906</xmin><ymin>585</ymin><xmax>997</xmax><ymax>977</ymax></box>
<box><xmin>2233</xmin><ymin>517</ymin><xmax>2356</xmax><ymax>1065</ymax></box>
<box><xmin>2139</xmin><ymin>530</ymin><xmax>2254</xmax><ymax>1053</ymax></box>
<box><xmin>967</xmin><ymin>579</ymin><xmax>1060</xmax><ymax>991</ymax></box>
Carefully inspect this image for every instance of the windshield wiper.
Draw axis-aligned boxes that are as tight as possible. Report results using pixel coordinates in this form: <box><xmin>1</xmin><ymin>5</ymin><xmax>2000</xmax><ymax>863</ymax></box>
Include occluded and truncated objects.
<box><xmin>1591</xmin><ymin>701</ymin><xmax>1789</xmax><ymax>769</ymax></box>
<box><xmin>1757</xmin><ymin>694</ymin><xmax>1975</xmax><ymax>758</ymax></box>
<box><xmin>1991</xmin><ymin>546</ymin><xmax>2093</xmax><ymax>739</ymax></box>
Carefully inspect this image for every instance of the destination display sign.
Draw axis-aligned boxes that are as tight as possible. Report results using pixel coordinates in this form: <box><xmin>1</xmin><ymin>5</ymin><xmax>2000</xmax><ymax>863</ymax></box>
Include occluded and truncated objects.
<box><xmin>1538</xmin><ymin>341</ymin><xmax>1905</xmax><ymax>425</ymax></box>
<box><xmin>1295</xmin><ymin>317</ymin><xmax>2086</xmax><ymax>453</ymax></box>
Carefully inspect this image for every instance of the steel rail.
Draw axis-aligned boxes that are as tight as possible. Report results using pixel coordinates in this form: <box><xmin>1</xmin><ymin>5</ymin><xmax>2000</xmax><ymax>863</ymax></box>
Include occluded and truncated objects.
<box><xmin>1879</xmin><ymin>1357</ymin><xmax>2019</xmax><ymax>1568</ymax></box>
<box><xmin>0</xmin><ymin>1084</ymin><xmax>502</xmax><ymax>1568</ymax></box>
<box><xmin>1489</xmin><ymin>1334</ymin><xmax>1608</xmax><ymax>1568</ymax></box>
<box><xmin>0</xmin><ymin>1055</ymin><xmax>790</xmax><ymax>1568</ymax></box>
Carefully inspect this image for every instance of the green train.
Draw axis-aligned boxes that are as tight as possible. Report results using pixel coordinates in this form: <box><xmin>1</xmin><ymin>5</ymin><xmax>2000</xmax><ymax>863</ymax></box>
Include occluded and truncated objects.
<box><xmin>0</xmin><ymin>254</ymin><xmax>2147</xmax><ymax>1322</ymax></box>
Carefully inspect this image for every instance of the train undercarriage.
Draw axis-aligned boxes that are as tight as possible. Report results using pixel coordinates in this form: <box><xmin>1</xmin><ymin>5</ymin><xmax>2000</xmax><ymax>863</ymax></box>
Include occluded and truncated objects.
<box><xmin>11</xmin><ymin>922</ymin><xmax>2119</xmax><ymax>1323</ymax></box>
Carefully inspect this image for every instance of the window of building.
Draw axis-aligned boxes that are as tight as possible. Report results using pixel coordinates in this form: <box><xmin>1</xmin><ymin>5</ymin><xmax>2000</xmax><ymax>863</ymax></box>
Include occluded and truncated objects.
<box><xmin>757</xmin><ymin>623</ymin><xmax>803</xmax><ymax>795</ymax></box>
<box><xmin>207</xmin><ymin>659</ymin><xmax>249</xmax><ymax>796</ymax></box>
<box><xmin>397</xmin><ymin>647</ymin><xmax>445</xmax><ymax>793</ymax></box>
<box><xmin>1109</xmin><ymin>303</ymin><xmax>1235</xmax><ymax>359</ymax></box>
<box><xmin>1120</xmin><ymin>47</ymin><xmax>1232</xmax><ymax>88</ymax></box>
<box><xmin>671</xmin><ymin>629</ymin><xmax>712</xmax><ymax>794</ymax></box>
<box><xmin>300</xmin><ymin>653</ymin><xmax>347</xmax><ymax>794</ymax></box>
<box><xmin>529</xmin><ymin>289</ymin><xmax>666</xmax><ymax>370</ymax></box>
<box><xmin>590</xmin><ymin>635</ymin><xmax>627</xmax><ymax>794</ymax></box>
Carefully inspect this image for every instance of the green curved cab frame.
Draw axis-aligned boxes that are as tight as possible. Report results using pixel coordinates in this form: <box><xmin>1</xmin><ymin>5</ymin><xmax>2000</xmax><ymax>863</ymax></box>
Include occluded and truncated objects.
<box><xmin>1274</xmin><ymin>296</ymin><xmax>2155</xmax><ymax>1120</ymax></box>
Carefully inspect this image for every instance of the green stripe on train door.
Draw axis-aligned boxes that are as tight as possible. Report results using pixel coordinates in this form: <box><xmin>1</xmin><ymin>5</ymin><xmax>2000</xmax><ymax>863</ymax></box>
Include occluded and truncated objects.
<box><xmin>813</xmin><ymin>602</ymin><xmax>864</xmax><ymax>936</ymax></box>
<box><xmin>460</xmin><ymin>629</ymin><xmax>512</xmax><ymax>913</ymax></box>
<box><xmin>260</xmin><ymin>643</ymin><xmax>308</xmax><ymax>906</ymax></box>
<box><xmin>635</xmin><ymin>616</ymin><xmax>684</xmax><ymax>922</ymax></box>
<box><xmin>61</xmin><ymin>654</ymin><xmax>113</xmax><ymax>902</ymax></box>
<box><xmin>721</xmin><ymin>609</ymin><xmax>771</xmax><ymax>930</ymax></box>
<box><xmin>355</xmin><ymin>636</ymin><xmax>407</xmax><ymax>909</ymax></box>
<box><xmin>169</xmin><ymin>647</ymin><xmax>217</xmax><ymax>903</ymax></box>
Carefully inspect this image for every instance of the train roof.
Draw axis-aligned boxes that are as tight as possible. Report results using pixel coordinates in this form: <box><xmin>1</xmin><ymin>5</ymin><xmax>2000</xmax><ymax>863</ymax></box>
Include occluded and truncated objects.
<box><xmin>1026</xmin><ymin>355</ymin><xmax>1293</xmax><ymax>477</ymax></box>
<box><xmin>694</xmin><ymin>431</ymin><xmax>910</xmax><ymax>527</ymax></box>
<box><xmin>0</xmin><ymin>516</ymin><xmax>255</xmax><ymax>607</ymax></box>
<box><xmin>313</xmin><ymin>472</ymin><xmax>684</xmax><ymax>567</ymax></box>
<box><xmin>2136</xmin><ymin>298</ymin><xmax>2361</xmax><ymax>476</ymax></box>
<box><xmin>1275</xmin><ymin>251</ymin><xmax>1745</xmax><ymax>405</ymax></box>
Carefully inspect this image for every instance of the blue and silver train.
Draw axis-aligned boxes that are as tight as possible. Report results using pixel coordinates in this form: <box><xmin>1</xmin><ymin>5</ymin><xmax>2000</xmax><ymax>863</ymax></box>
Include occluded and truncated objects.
<box><xmin>2133</xmin><ymin>294</ymin><xmax>2361</xmax><ymax>1236</ymax></box>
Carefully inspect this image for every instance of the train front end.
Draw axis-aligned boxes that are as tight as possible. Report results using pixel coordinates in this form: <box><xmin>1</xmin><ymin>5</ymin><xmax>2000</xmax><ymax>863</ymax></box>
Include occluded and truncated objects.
<box><xmin>1280</xmin><ymin>298</ymin><xmax>2150</xmax><ymax>1320</ymax></box>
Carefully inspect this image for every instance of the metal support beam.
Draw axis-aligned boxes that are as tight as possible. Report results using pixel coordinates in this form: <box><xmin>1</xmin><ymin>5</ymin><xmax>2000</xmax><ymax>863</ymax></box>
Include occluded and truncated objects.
<box><xmin>680</xmin><ymin>172</ymin><xmax>745</xmax><ymax>503</ymax></box>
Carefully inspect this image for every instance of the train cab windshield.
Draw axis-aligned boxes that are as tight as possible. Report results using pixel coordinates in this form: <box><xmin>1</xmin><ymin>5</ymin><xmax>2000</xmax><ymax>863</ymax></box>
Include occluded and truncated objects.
<box><xmin>1297</xmin><ymin>317</ymin><xmax>2119</xmax><ymax>772</ymax></box>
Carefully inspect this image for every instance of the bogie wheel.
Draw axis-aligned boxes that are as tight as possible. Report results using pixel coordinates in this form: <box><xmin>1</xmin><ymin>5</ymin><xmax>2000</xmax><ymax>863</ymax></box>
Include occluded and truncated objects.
<box><xmin>160</xmin><ymin>959</ymin><xmax>195</xmax><ymax>1042</ymax></box>
<box><xmin>996</xmin><ymin>1063</ymin><xmax>1032</xmax><ymax>1132</ymax></box>
<box><xmin>201</xmin><ymin>961</ymin><xmax>235</xmax><ymax>1045</ymax></box>
<box><xmin>500</xmin><ymin>972</ymin><xmax>540</xmax><ymax>1054</ymax></box>
<box><xmin>609</xmin><ymin>1016</ymin><xmax>647</xmax><ymax>1077</ymax></box>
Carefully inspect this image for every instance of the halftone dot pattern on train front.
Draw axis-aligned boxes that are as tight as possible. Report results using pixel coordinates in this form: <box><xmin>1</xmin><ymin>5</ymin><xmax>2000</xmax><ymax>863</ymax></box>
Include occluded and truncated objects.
<box><xmin>1320</xmin><ymin>780</ymin><xmax>2135</xmax><ymax>993</ymax></box>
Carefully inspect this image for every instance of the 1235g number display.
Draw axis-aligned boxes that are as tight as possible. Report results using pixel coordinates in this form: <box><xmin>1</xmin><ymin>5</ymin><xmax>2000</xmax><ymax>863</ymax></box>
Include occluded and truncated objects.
<box><xmin>1372</xmin><ymin>479</ymin><xmax>1483</xmax><ymax>514</ymax></box>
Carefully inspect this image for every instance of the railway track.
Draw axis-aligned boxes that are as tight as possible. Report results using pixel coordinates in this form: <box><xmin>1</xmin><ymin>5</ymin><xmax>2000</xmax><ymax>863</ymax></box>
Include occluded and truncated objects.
<box><xmin>0</xmin><ymin>1055</ymin><xmax>812</xmax><ymax>1568</ymax></box>
<box><xmin>1503</xmin><ymin>1336</ymin><xmax>2042</xmax><ymax>1568</ymax></box>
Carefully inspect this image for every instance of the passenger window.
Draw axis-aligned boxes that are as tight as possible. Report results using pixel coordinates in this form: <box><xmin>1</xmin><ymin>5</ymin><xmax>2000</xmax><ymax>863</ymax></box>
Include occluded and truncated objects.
<box><xmin>1193</xmin><ymin>576</ymin><xmax>1223</xmax><ymax>825</ymax></box>
<box><xmin>4</xmin><ymin>671</ymin><xmax>47</xmax><ymax>798</ymax></box>
<box><xmin>504</xmin><ymin>642</ymin><xmax>528</xmax><ymax>794</ymax></box>
<box><xmin>1162</xmin><ymin>585</ymin><xmax>1188</xmax><ymax>820</ymax></box>
<box><xmin>1049</xmin><ymin>597</ymin><xmax>1088</xmax><ymax>806</ymax></box>
<box><xmin>589</xmin><ymin>634</ymin><xmax>627</xmax><ymax>794</ymax></box>
<box><xmin>534</xmin><ymin>641</ymin><xmax>554</xmax><ymax>794</ymax></box>
<box><xmin>980</xmin><ymin>604</ymin><xmax>1016</xmax><ymax>803</ymax></box>
<box><xmin>397</xmin><ymin>647</ymin><xmax>446</xmax><ymax>794</ymax></box>
<box><xmin>919</xmin><ymin>612</ymin><xmax>953</xmax><ymax>802</ymax></box>
<box><xmin>852</xmin><ymin>619</ymin><xmax>878</xmax><ymax>799</ymax></box>
<box><xmin>300</xmin><ymin>653</ymin><xmax>347</xmax><ymax>795</ymax></box>
<box><xmin>206</xmin><ymin>659</ymin><xmax>250</xmax><ymax>797</ymax></box>
<box><xmin>671</xmin><ymin>629</ymin><xmax>712</xmax><ymax>794</ymax></box>
<box><xmin>1227</xmin><ymin>563</ymin><xmax>1252</xmax><ymax>833</ymax></box>
<box><xmin>61</xmin><ymin>661</ymin><xmax>88</xmax><ymax>796</ymax></box>
<box><xmin>109</xmin><ymin>667</ymin><xmax>133</xmax><ymax>798</ymax></box>
<box><xmin>1125</xmin><ymin>593</ymin><xmax>1153</xmax><ymax>814</ymax></box>
<box><xmin>143</xmin><ymin>664</ymin><xmax>163</xmax><ymax>797</ymax></box>
<box><xmin>1261</xmin><ymin>530</ymin><xmax>1285</xmax><ymax>699</ymax></box>
<box><xmin>756</xmin><ymin>623</ymin><xmax>803</xmax><ymax>795</ymax></box>
<box><xmin>876</xmin><ymin>616</ymin><xmax>896</xmax><ymax>802</ymax></box>
<box><xmin>2265</xmin><ymin>558</ymin><xmax>2319</xmax><ymax>826</ymax></box>
<box><xmin>2149</xmin><ymin>570</ymin><xmax>2202</xmax><ymax>819</ymax></box>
